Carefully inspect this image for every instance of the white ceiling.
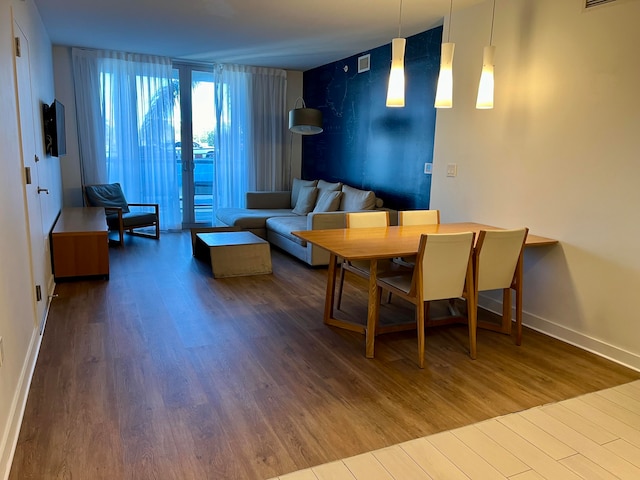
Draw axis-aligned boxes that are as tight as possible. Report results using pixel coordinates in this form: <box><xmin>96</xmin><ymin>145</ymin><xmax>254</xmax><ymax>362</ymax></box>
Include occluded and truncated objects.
<box><xmin>34</xmin><ymin>0</ymin><xmax>484</xmax><ymax>71</ymax></box>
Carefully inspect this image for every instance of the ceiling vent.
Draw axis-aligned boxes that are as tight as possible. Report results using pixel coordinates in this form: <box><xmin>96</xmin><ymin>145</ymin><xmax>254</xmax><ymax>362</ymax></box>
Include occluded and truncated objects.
<box><xmin>585</xmin><ymin>0</ymin><xmax>617</xmax><ymax>8</ymax></box>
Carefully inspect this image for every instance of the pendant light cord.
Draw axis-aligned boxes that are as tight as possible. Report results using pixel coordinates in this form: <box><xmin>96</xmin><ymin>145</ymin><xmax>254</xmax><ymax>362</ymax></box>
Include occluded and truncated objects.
<box><xmin>397</xmin><ymin>0</ymin><xmax>404</xmax><ymax>37</ymax></box>
<box><xmin>489</xmin><ymin>0</ymin><xmax>496</xmax><ymax>45</ymax></box>
<box><xmin>446</xmin><ymin>0</ymin><xmax>453</xmax><ymax>42</ymax></box>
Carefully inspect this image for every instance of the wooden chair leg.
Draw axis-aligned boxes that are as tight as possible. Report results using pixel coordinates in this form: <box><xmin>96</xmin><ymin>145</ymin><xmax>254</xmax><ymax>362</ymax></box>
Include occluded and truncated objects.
<box><xmin>515</xmin><ymin>285</ymin><xmax>523</xmax><ymax>346</ymax></box>
<box><xmin>336</xmin><ymin>262</ymin><xmax>346</xmax><ymax>310</ymax></box>
<box><xmin>417</xmin><ymin>301</ymin><xmax>426</xmax><ymax>369</ymax></box>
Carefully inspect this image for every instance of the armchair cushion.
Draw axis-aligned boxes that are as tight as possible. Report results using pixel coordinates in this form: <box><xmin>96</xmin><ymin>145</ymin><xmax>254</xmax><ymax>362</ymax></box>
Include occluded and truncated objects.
<box><xmin>85</xmin><ymin>183</ymin><xmax>130</xmax><ymax>213</ymax></box>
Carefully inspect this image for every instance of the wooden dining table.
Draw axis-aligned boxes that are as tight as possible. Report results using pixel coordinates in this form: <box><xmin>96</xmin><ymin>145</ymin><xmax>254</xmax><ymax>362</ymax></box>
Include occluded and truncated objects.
<box><xmin>293</xmin><ymin>222</ymin><xmax>557</xmax><ymax>359</ymax></box>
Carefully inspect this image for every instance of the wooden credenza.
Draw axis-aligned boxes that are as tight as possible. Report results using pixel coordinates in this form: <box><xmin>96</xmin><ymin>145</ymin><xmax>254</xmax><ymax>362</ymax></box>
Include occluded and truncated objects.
<box><xmin>51</xmin><ymin>207</ymin><xmax>109</xmax><ymax>280</ymax></box>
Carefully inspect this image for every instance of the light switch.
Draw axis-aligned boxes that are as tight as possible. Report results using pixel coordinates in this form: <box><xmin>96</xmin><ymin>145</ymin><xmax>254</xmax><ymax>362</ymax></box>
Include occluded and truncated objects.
<box><xmin>446</xmin><ymin>163</ymin><xmax>457</xmax><ymax>177</ymax></box>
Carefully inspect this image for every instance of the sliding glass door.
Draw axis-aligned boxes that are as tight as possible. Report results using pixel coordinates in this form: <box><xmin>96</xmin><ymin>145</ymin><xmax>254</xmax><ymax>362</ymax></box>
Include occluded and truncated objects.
<box><xmin>173</xmin><ymin>64</ymin><xmax>216</xmax><ymax>226</ymax></box>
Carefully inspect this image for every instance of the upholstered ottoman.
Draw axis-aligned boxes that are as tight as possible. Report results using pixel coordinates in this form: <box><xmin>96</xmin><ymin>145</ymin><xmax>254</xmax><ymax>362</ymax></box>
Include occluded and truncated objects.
<box><xmin>195</xmin><ymin>231</ymin><xmax>272</xmax><ymax>278</ymax></box>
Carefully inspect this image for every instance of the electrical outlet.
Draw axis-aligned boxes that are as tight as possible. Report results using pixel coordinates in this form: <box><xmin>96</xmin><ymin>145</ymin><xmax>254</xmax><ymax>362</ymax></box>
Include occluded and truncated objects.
<box><xmin>424</xmin><ymin>163</ymin><xmax>433</xmax><ymax>174</ymax></box>
<box><xmin>446</xmin><ymin>163</ymin><xmax>457</xmax><ymax>177</ymax></box>
<box><xmin>0</xmin><ymin>336</ymin><xmax>4</xmax><ymax>367</ymax></box>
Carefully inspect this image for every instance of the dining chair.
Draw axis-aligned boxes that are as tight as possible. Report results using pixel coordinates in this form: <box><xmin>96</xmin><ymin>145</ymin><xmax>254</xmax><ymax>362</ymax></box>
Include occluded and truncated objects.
<box><xmin>396</xmin><ymin>209</ymin><xmax>441</xmax><ymax>266</ymax></box>
<box><xmin>398</xmin><ymin>209</ymin><xmax>440</xmax><ymax>226</ymax></box>
<box><xmin>473</xmin><ymin>228</ymin><xmax>529</xmax><ymax>345</ymax></box>
<box><xmin>336</xmin><ymin>211</ymin><xmax>391</xmax><ymax>310</ymax></box>
<box><xmin>376</xmin><ymin>232</ymin><xmax>476</xmax><ymax>368</ymax></box>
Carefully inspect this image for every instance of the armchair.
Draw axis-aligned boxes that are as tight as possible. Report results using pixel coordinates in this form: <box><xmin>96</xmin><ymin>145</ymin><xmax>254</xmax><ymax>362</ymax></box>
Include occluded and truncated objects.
<box><xmin>84</xmin><ymin>183</ymin><xmax>159</xmax><ymax>246</ymax></box>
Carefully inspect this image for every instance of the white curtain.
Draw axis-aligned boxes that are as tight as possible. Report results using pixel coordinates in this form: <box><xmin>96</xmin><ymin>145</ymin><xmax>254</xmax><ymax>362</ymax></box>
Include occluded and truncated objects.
<box><xmin>72</xmin><ymin>48</ymin><xmax>181</xmax><ymax>231</ymax></box>
<box><xmin>213</xmin><ymin>64</ymin><xmax>287</xmax><ymax>210</ymax></box>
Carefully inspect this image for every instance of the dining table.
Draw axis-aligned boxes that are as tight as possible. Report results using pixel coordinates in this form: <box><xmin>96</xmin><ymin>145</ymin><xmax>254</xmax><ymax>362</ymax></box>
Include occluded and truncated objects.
<box><xmin>292</xmin><ymin>222</ymin><xmax>557</xmax><ymax>359</ymax></box>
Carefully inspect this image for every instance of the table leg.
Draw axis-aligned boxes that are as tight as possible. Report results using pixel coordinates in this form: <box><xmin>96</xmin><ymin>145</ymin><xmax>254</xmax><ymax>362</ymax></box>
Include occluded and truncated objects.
<box><xmin>366</xmin><ymin>259</ymin><xmax>379</xmax><ymax>358</ymax></box>
<box><xmin>324</xmin><ymin>253</ymin><xmax>338</xmax><ymax>325</ymax></box>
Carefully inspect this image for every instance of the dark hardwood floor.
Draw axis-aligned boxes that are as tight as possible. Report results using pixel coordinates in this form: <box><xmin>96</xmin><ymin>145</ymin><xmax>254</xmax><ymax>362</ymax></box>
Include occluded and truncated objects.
<box><xmin>10</xmin><ymin>232</ymin><xmax>640</xmax><ymax>479</ymax></box>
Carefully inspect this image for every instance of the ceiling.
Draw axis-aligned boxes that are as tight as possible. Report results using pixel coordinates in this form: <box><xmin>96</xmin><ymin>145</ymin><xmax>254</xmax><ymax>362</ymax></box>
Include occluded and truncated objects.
<box><xmin>33</xmin><ymin>0</ymin><xmax>485</xmax><ymax>71</ymax></box>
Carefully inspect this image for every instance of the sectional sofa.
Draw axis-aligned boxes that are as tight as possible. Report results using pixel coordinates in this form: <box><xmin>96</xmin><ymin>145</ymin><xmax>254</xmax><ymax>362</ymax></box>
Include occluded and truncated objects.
<box><xmin>215</xmin><ymin>178</ymin><xmax>396</xmax><ymax>266</ymax></box>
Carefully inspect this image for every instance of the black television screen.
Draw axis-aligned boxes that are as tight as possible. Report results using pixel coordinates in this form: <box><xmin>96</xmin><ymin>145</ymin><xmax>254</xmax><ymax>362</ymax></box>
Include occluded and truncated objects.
<box><xmin>43</xmin><ymin>99</ymin><xmax>66</xmax><ymax>157</ymax></box>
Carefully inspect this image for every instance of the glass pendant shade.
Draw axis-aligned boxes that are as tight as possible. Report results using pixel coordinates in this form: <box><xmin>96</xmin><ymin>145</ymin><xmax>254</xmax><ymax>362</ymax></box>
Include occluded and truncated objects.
<box><xmin>434</xmin><ymin>42</ymin><xmax>455</xmax><ymax>108</ymax></box>
<box><xmin>476</xmin><ymin>45</ymin><xmax>495</xmax><ymax>109</ymax></box>
<box><xmin>386</xmin><ymin>38</ymin><xmax>406</xmax><ymax>107</ymax></box>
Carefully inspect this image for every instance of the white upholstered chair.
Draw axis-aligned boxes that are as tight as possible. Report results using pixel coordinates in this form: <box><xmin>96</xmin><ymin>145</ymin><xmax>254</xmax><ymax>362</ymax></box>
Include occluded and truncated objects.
<box><xmin>398</xmin><ymin>209</ymin><xmax>440</xmax><ymax>226</ymax></box>
<box><xmin>336</xmin><ymin>211</ymin><xmax>391</xmax><ymax>310</ymax></box>
<box><xmin>376</xmin><ymin>232</ymin><xmax>476</xmax><ymax>368</ymax></box>
<box><xmin>396</xmin><ymin>209</ymin><xmax>440</xmax><ymax>266</ymax></box>
<box><xmin>473</xmin><ymin>228</ymin><xmax>529</xmax><ymax>345</ymax></box>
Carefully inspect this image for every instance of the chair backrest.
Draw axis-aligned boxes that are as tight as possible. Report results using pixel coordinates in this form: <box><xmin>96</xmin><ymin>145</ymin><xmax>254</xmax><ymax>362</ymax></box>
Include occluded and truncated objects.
<box><xmin>398</xmin><ymin>209</ymin><xmax>440</xmax><ymax>226</ymax></box>
<box><xmin>416</xmin><ymin>232</ymin><xmax>475</xmax><ymax>302</ymax></box>
<box><xmin>346</xmin><ymin>211</ymin><xmax>389</xmax><ymax>229</ymax></box>
<box><xmin>84</xmin><ymin>183</ymin><xmax>130</xmax><ymax>213</ymax></box>
<box><xmin>475</xmin><ymin>228</ymin><xmax>529</xmax><ymax>291</ymax></box>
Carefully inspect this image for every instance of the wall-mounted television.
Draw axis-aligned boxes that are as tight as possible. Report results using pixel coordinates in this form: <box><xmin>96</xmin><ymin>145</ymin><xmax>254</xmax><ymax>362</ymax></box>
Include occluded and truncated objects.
<box><xmin>43</xmin><ymin>99</ymin><xmax>66</xmax><ymax>157</ymax></box>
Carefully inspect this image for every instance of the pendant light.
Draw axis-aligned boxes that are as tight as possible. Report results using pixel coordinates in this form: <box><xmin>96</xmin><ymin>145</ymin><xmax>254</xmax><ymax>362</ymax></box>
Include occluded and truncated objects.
<box><xmin>435</xmin><ymin>0</ymin><xmax>455</xmax><ymax>108</ymax></box>
<box><xmin>386</xmin><ymin>0</ymin><xmax>406</xmax><ymax>107</ymax></box>
<box><xmin>476</xmin><ymin>0</ymin><xmax>496</xmax><ymax>109</ymax></box>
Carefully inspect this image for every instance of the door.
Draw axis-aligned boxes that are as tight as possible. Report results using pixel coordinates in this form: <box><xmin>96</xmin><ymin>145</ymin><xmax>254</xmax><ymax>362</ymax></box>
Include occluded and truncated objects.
<box><xmin>13</xmin><ymin>19</ymin><xmax>48</xmax><ymax>330</ymax></box>
<box><xmin>173</xmin><ymin>65</ymin><xmax>216</xmax><ymax>226</ymax></box>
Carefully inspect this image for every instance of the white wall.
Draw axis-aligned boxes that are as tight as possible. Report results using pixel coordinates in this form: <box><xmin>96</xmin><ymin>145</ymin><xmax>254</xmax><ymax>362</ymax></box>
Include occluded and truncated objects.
<box><xmin>431</xmin><ymin>0</ymin><xmax>640</xmax><ymax>369</ymax></box>
<box><xmin>0</xmin><ymin>0</ymin><xmax>58</xmax><ymax>477</ymax></box>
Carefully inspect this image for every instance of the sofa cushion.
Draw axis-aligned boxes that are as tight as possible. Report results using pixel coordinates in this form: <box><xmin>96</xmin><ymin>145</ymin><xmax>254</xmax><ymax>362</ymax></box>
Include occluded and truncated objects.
<box><xmin>292</xmin><ymin>186</ymin><xmax>319</xmax><ymax>215</ymax></box>
<box><xmin>340</xmin><ymin>184</ymin><xmax>376</xmax><ymax>211</ymax></box>
<box><xmin>216</xmin><ymin>208</ymin><xmax>296</xmax><ymax>229</ymax></box>
<box><xmin>291</xmin><ymin>178</ymin><xmax>318</xmax><ymax>208</ymax></box>
<box><xmin>313</xmin><ymin>190</ymin><xmax>342</xmax><ymax>213</ymax></box>
<box><xmin>266</xmin><ymin>216</ymin><xmax>308</xmax><ymax>246</ymax></box>
<box><xmin>317</xmin><ymin>179</ymin><xmax>342</xmax><ymax>195</ymax></box>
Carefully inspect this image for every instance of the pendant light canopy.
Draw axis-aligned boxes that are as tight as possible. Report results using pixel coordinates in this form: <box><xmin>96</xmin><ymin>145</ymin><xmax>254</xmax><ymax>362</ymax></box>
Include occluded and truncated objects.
<box><xmin>288</xmin><ymin>97</ymin><xmax>323</xmax><ymax>135</ymax></box>
<box><xmin>476</xmin><ymin>0</ymin><xmax>496</xmax><ymax>109</ymax></box>
<box><xmin>435</xmin><ymin>0</ymin><xmax>455</xmax><ymax>108</ymax></box>
<box><xmin>386</xmin><ymin>0</ymin><xmax>406</xmax><ymax>107</ymax></box>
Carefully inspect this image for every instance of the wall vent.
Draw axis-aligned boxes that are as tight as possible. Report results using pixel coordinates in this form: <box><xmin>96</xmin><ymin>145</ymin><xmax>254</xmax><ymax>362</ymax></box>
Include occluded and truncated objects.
<box><xmin>585</xmin><ymin>0</ymin><xmax>617</xmax><ymax>8</ymax></box>
<box><xmin>358</xmin><ymin>54</ymin><xmax>370</xmax><ymax>73</ymax></box>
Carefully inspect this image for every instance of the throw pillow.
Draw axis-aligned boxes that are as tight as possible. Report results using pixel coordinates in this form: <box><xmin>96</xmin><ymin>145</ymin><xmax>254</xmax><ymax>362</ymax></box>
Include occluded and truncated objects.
<box><xmin>339</xmin><ymin>184</ymin><xmax>376</xmax><ymax>211</ymax></box>
<box><xmin>291</xmin><ymin>178</ymin><xmax>318</xmax><ymax>208</ymax></box>
<box><xmin>316</xmin><ymin>179</ymin><xmax>342</xmax><ymax>195</ymax></box>
<box><xmin>292</xmin><ymin>186</ymin><xmax>319</xmax><ymax>215</ymax></box>
<box><xmin>313</xmin><ymin>190</ymin><xmax>343</xmax><ymax>213</ymax></box>
<box><xmin>85</xmin><ymin>183</ymin><xmax>130</xmax><ymax>213</ymax></box>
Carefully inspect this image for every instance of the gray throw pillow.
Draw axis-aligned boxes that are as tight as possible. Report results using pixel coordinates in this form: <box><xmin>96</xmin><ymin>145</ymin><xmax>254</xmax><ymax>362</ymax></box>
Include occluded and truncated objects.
<box><xmin>317</xmin><ymin>179</ymin><xmax>342</xmax><ymax>195</ymax></box>
<box><xmin>85</xmin><ymin>183</ymin><xmax>130</xmax><ymax>213</ymax></box>
<box><xmin>339</xmin><ymin>184</ymin><xmax>376</xmax><ymax>211</ymax></box>
<box><xmin>292</xmin><ymin>186</ymin><xmax>319</xmax><ymax>215</ymax></box>
<box><xmin>313</xmin><ymin>190</ymin><xmax>343</xmax><ymax>213</ymax></box>
<box><xmin>291</xmin><ymin>178</ymin><xmax>318</xmax><ymax>208</ymax></box>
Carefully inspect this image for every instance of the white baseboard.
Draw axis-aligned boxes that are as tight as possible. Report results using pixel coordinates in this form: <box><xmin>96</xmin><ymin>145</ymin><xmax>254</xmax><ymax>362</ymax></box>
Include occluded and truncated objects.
<box><xmin>479</xmin><ymin>295</ymin><xmax>640</xmax><ymax>372</ymax></box>
<box><xmin>0</xmin><ymin>327</ymin><xmax>44</xmax><ymax>480</ymax></box>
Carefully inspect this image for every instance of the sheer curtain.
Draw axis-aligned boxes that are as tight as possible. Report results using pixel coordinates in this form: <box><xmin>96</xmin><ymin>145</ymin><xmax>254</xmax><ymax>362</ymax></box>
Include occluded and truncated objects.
<box><xmin>213</xmin><ymin>64</ymin><xmax>287</xmax><ymax>210</ymax></box>
<box><xmin>72</xmin><ymin>48</ymin><xmax>181</xmax><ymax>231</ymax></box>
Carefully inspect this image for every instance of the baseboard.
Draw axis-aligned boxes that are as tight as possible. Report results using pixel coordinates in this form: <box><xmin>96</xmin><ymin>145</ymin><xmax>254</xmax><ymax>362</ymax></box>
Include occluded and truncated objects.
<box><xmin>479</xmin><ymin>294</ymin><xmax>640</xmax><ymax>372</ymax></box>
<box><xmin>0</xmin><ymin>327</ymin><xmax>44</xmax><ymax>480</ymax></box>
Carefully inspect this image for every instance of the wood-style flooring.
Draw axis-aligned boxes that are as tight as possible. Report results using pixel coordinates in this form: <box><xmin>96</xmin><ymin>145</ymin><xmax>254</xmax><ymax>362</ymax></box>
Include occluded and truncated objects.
<box><xmin>9</xmin><ymin>231</ymin><xmax>640</xmax><ymax>479</ymax></box>
<box><xmin>271</xmin><ymin>380</ymin><xmax>640</xmax><ymax>479</ymax></box>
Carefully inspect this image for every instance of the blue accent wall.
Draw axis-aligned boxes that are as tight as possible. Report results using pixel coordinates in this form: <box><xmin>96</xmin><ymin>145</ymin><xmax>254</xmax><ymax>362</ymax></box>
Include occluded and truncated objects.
<box><xmin>301</xmin><ymin>26</ymin><xmax>442</xmax><ymax>210</ymax></box>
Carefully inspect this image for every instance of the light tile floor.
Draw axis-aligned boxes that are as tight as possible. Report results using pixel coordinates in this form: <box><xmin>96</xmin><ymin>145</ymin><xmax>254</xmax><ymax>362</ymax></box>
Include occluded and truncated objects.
<box><xmin>269</xmin><ymin>380</ymin><xmax>640</xmax><ymax>479</ymax></box>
